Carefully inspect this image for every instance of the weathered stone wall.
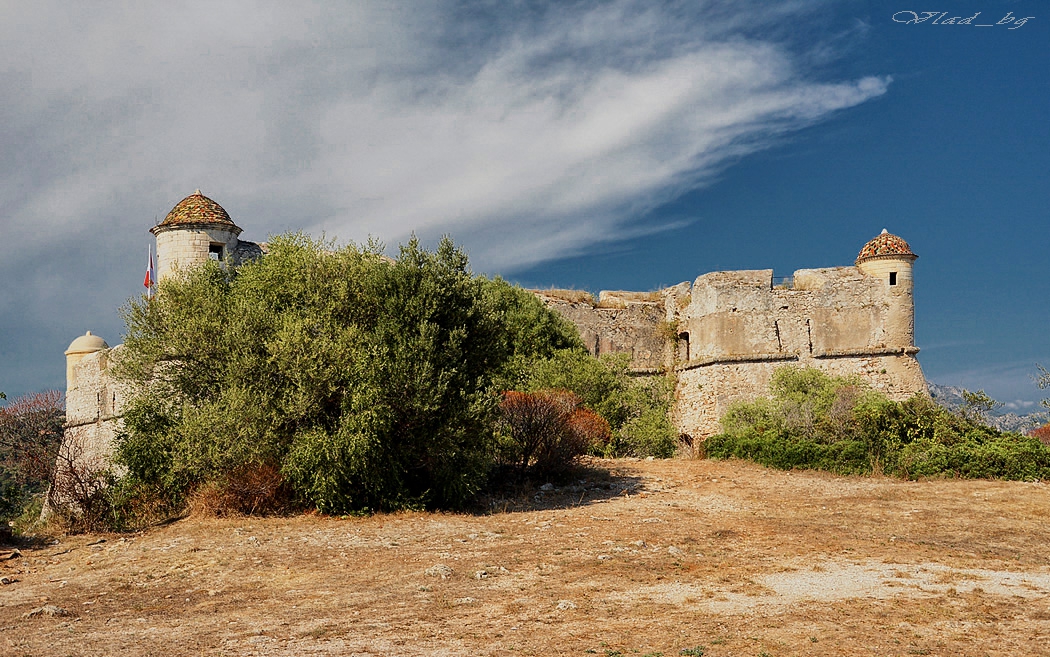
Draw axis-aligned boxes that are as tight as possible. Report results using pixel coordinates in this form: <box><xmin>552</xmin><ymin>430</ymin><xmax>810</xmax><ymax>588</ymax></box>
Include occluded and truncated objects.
<box><xmin>55</xmin><ymin>347</ymin><xmax>128</xmax><ymax>500</ymax></box>
<box><xmin>537</xmin><ymin>294</ymin><xmax>668</xmax><ymax>372</ymax></box>
<box><xmin>537</xmin><ymin>258</ymin><xmax>927</xmax><ymax>440</ymax></box>
<box><xmin>679</xmin><ymin>267</ymin><xmax>907</xmax><ymax>361</ymax></box>
<box><xmin>674</xmin><ymin>352</ymin><xmax>927</xmax><ymax>439</ymax></box>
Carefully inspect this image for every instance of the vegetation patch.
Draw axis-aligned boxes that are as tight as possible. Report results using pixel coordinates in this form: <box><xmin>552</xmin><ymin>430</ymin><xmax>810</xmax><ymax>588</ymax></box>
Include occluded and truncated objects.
<box><xmin>0</xmin><ymin>390</ymin><xmax>64</xmax><ymax>527</ymax></box>
<box><xmin>111</xmin><ymin>235</ymin><xmax>585</xmax><ymax>520</ymax></box>
<box><xmin>77</xmin><ymin>234</ymin><xmax>678</xmax><ymax>528</ymax></box>
<box><xmin>705</xmin><ymin>366</ymin><xmax>1050</xmax><ymax>481</ymax></box>
<box><xmin>526</xmin><ymin>350</ymin><xmax>677</xmax><ymax>458</ymax></box>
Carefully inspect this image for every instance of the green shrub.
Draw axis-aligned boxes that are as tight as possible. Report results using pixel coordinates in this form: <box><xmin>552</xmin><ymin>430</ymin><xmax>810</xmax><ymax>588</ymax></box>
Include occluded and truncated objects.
<box><xmin>707</xmin><ymin>366</ymin><xmax>1050</xmax><ymax>481</ymax></box>
<box><xmin>114</xmin><ymin>234</ymin><xmax>581</xmax><ymax>517</ymax></box>
<box><xmin>526</xmin><ymin>350</ymin><xmax>676</xmax><ymax>457</ymax></box>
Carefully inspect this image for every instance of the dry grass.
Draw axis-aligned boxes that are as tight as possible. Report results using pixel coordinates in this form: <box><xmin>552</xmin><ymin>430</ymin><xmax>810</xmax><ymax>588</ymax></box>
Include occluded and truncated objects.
<box><xmin>4</xmin><ymin>457</ymin><xmax>1050</xmax><ymax>656</ymax></box>
<box><xmin>531</xmin><ymin>289</ymin><xmax>597</xmax><ymax>306</ymax></box>
<box><xmin>596</xmin><ymin>290</ymin><xmax>663</xmax><ymax>308</ymax></box>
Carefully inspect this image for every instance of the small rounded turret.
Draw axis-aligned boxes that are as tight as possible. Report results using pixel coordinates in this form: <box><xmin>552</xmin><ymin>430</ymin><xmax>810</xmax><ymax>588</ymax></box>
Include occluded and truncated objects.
<box><xmin>856</xmin><ymin>229</ymin><xmax>917</xmax><ymax>348</ymax></box>
<box><xmin>150</xmin><ymin>190</ymin><xmax>241</xmax><ymax>281</ymax></box>
<box><xmin>65</xmin><ymin>331</ymin><xmax>109</xmax><ymax>387</ymax></box>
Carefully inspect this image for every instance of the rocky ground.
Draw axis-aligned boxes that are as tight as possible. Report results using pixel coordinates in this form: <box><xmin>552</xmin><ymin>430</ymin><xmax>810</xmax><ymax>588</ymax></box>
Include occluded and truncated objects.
<box><xmin>3</xmin><ymin>457</ymin><xmax>1050</xmax><ymax>656</ymax></box>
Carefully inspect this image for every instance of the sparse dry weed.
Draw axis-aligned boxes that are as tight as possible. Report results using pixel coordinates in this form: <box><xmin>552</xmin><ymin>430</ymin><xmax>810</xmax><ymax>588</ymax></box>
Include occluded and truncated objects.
<box><xmin>4</xmin><ymin>458</ymin><xmax>1050</xmax><ymax>656</ymax></box>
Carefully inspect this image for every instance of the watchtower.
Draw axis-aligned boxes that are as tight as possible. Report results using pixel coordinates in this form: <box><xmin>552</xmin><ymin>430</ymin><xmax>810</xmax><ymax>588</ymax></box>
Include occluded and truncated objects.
<box><xmin>855</xmin><ymin>229</ymin><xmax>918</xmax><ymax>349</ymax></box>
<box><xmin>149</xmin><ymin>190</ymin><xmax>242</xmax><ymax>281</ymax></box>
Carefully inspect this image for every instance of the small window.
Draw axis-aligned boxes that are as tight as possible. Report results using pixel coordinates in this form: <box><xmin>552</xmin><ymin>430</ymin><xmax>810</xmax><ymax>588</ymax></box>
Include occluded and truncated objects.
<box><xmin>889</xmin><ymin>272</ymin><xmax>897</xmax><ymax>286</ymax></box>
<box><xmin>209</xmin><ymin>243</ymin><xmax>224</xmax><ymax>260</ymax></box>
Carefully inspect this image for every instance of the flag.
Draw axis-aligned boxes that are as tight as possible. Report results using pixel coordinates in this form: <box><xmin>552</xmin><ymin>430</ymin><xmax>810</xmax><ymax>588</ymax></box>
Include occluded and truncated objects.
<box><xmin>144</xmin><ymin>245</ymin><xmax>155</xmax><ymax>298</ymax></box>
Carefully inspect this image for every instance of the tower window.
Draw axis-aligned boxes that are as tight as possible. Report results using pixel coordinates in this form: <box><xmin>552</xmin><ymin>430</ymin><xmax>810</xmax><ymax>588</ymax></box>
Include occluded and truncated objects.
<box><xmin>889</xmin><ymin>272</ymin><xmax>897</xmax><ymax>286</ymax></box>
<box><xmin>209</xmin><ymin>243</ymin><xmax>224</xmax><ymax>260</ymax></box>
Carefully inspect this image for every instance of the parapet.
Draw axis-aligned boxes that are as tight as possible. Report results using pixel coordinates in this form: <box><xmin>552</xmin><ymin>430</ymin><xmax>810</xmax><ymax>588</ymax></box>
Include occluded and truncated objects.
<box><xmin>791</xmin><ymin>266</ymin><xmax>867</xmax><ymax>291</ymax></box>
<box><xmin>597</xmin><ymin>290</ymin><xmax>662</xmax><ymax>308</ymax></box>
<box><xmin>689</xmin><ymin>269</ymin><xmax>774</xmax><ymax>315</ymax></box>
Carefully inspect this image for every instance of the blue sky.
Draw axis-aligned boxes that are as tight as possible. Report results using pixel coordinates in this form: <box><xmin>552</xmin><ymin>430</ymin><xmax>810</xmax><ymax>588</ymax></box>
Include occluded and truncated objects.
<box><xmin>1</xmin><ymin>1</ymin><xmax>1046</xmax><ymax>409</ymax></box>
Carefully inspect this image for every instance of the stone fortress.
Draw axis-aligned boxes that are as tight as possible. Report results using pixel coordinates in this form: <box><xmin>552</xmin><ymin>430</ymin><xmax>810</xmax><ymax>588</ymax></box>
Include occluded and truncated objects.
<box><xmin>62</xmin><ymin>191</ymin><xmax>928</xmax><ymax>473</ymax></box>
<box><xmin>537</xmin><ymin>227</ymin><xmax>928</xmax><ymax>438</ymax></box>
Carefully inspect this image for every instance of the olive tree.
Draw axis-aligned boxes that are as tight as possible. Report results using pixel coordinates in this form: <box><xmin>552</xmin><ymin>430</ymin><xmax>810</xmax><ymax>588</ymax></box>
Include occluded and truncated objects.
<box><xmin>115</xmin><ymin>234</ymin><xmax>580</xmax><ymax>514</ymax></box>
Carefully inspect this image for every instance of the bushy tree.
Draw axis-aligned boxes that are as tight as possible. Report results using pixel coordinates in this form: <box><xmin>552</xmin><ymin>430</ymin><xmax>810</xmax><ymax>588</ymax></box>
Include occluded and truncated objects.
<box><xmin>959</xmin><ymin>389</ymin><xmax>1004</xmax><ymax>423</ymax></box>
<box><xmin>115</xmin><ymin>234</ymin><xmax>578</xmax><ymax>515</ymax></box>
<box><xmin>482</xmin><ymin>278</ymin><xmax>585</xmax><ymax>390</ymax></box>
<box><xmin>0</xmin><ymin>390</ymin><xmax>65</xmax><ymax>521</ymax></box>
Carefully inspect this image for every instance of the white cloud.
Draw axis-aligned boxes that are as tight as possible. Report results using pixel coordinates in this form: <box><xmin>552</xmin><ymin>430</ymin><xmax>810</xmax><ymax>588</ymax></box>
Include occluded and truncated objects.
<box><xmin>0</xmin><ymin>0</ymin><xmax>890</xmax><ymax>395</ymax></box>
<box><xmin>0</xmin><ymin>0</ymin><xmax>887</xmax><ymax>270</ymax></box>
<box><xmin>1004</xmin><ymin>400</ymin><xmax>1037</xmax><ymax>411</ymax></box>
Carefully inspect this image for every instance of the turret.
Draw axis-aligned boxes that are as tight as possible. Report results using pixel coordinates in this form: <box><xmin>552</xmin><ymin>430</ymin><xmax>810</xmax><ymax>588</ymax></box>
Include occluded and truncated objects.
<box><xmin>64</xmin><ymin>331</ymin><xmax>109</xmax><ymax>389</ymax></box>
<box><xmin>150</xmin><ymin>190</ymin><xmax>241</xmax><ymax>281</ymax></box>
<box><xmin>856</xmin><ymin>229</ymin><xmax>918</xmax><ymax>348</ymax></box>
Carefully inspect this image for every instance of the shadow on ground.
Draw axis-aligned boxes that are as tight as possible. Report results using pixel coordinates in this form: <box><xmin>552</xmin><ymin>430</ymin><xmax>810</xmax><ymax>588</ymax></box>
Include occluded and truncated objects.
<box><xmin>473</xmin><ymin>458</ymin><xmax>649</xmax><ymax>514</ymax></box>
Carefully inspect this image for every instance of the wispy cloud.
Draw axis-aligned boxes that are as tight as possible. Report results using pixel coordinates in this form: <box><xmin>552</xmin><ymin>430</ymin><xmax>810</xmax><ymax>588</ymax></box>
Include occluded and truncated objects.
<box><xmin>0</xmin><ymin>0</ymin><xmax>888</xmax><ymax>395</ymax></box>
<box><xmin>1</xmin><ymin>0</ymin><xmax>887</xmax><ymax>269</ymax></box>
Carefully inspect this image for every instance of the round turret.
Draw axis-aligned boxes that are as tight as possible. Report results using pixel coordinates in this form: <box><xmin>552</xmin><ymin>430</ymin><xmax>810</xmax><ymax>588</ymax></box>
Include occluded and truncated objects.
<box><xmin>150</xmin><ymin>190</ymin><xmax>241</xmax><ymax>281</ymax></box>
<box><xmin>65</xmin><ymin>331</ymin><xmax>109</xmax><ymax>387</ymax></box>
<box><xmin>856</xmin><ymin>229</ymin><xmax>917</xmax><ymax>348</ymax></box>
<box><xmin>856</xmin><ymin>228</ymin><xmax>917</xmax><ymax>286</ymax></box>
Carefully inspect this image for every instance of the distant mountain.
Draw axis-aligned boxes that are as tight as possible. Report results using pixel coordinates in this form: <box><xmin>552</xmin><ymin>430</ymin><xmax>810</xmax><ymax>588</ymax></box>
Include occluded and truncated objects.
<box><xmin>927</xmin><ymin>383</ymin><xmax>1046</xmax><ymax>434</ymax></box>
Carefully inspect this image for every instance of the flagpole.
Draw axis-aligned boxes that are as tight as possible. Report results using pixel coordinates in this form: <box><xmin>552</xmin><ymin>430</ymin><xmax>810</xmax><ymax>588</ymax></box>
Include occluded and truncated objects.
<box><xmin>144</xmin><ymin>243</ymin><xmax>155</xmax><ymax>300</ymax></box>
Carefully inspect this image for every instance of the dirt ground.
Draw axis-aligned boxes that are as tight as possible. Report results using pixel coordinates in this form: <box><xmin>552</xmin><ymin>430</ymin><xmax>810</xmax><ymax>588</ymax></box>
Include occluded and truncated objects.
<box><xmin>3</xmin><ymin>457</ymin><xmax>1050</xmax><ymax>656</ymax></box>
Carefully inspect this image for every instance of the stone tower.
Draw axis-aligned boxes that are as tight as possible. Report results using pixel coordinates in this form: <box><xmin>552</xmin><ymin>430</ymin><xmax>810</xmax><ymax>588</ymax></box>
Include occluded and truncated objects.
<box><xmin>855</xmin><ymin>229</ymin><xmax>918</xmax><ymax>349</ymax></box>
<box><xmin>64</xmin><ymin>331</ymin><xmax>109</xmax><ymax>389</ymax></box>
<box><xmin>150</xmin><ymin>190</ymin><xmax>242</xmax><ymax>281</ymax></box>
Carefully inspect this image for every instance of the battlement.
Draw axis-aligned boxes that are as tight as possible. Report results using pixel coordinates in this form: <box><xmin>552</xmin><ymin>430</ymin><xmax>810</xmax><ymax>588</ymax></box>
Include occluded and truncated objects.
<box><xmin>538</xmin><ymin>231</ymin><xmax>926</xmax><ymax>438</ymax></box>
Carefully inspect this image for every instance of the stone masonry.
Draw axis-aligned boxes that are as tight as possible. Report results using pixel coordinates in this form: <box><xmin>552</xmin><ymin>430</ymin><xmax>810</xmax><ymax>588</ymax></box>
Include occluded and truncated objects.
<box><xmin>538</xmin><ymin>231</ymin><xmax>927</xmax><ymax>439</ymax></box>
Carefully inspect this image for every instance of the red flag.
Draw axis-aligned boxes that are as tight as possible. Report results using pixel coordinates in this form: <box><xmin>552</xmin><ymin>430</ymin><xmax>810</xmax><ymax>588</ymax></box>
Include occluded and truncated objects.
<box><xmin>144</xmin><ymin>245</ymin><xmax>155</xmax><ymax>297</ymax></box>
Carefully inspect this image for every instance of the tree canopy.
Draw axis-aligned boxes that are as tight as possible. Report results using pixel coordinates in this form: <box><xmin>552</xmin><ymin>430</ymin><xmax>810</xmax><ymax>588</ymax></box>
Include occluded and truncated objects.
<box><xmin>115</xmin><ymin>234</ymin><xmax>582</xmax><ymax>514</ymax></box>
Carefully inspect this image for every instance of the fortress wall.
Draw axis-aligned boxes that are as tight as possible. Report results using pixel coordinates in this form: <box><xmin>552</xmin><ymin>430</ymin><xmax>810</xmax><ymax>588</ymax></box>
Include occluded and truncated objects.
<box><xmin>537</xmin><ymin>262</ymin><xmax>926</xmax><ymax>441</ymax></box>
<box><xmin>674</xmin><ymin>353</ymin><xmax>928</xmax><ymax>439</ymax></box>
<box><xmin>540</xmin><ymin>297</ymin><xmax>667</xmax><ymax>371</ymax></box>
<box><xmin>682</xmin><ymin>266</ymin><xmax>900</xmax><ymax>362</ymax></box>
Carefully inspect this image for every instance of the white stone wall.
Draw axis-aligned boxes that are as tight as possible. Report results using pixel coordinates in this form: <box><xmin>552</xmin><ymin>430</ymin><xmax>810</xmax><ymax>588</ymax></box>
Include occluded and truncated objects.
<box><xmin>54</xmin><ymin>347</ymin><xmax>128</xmax><ymax>506</ymax></box>
<box><xmin>155</xmin><ymin>226</ymin><xmax>239</xmax><ymax>281</ymax></box>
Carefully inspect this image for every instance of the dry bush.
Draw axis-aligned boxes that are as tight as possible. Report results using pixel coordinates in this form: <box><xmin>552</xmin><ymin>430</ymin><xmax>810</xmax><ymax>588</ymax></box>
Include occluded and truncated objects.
<box><xmin>190</xmin><ymin>462</ymin><xmax>295</xmax><ymax>517</ymax></box>
<box><xmin>566</xmin><ymin>407</ymin><xmax>612</xmax><ymax>453</ymax></box>
<box><xmin>1030</xmin><ymin>424</ymin><xmax>1050</xmax><ymax>446</ymax></box>
<box><xmin>45</xmin><ymin>430</ymin><xmax>116</xmax><ymax>532</ymax></box>
<box><xmin>498</xmin><ymin>390</ymin><xmax>594</xmax><ymax>477</ymax></box>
